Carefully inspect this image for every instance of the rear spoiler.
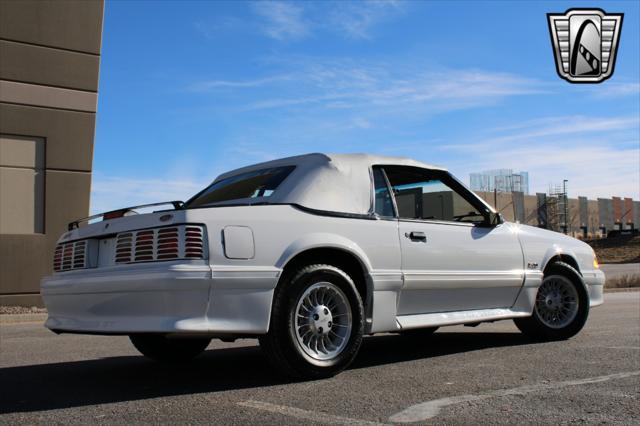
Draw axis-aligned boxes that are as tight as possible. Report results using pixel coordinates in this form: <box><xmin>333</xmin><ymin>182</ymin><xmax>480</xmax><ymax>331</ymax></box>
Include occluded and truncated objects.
<box><xmin>68</xmin><ymin>201</ymin><xmax>184</xmax><ymax>231</ymax></box>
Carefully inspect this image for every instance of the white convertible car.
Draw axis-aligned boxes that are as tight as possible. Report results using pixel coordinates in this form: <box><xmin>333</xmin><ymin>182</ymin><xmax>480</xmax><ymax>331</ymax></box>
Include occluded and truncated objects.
<box><xmin>42</xmin><ymin>153</ymin><xmax>604</xmax><ymax>378</ymax></box>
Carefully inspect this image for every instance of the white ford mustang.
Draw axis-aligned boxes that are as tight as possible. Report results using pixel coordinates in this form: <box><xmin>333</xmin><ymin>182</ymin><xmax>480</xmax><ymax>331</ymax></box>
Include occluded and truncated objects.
<box><xmin>41</xmin><ymin>153</ymin><xmax>605</xmax><ymax>378</ymax></box>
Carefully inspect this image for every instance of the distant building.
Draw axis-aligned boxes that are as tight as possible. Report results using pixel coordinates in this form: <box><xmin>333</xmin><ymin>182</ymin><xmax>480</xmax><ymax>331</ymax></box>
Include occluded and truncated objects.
<box><xmin>470</xmin><ymin>169</ymin><xmax>530</xmax><ymax>195</ymax></box>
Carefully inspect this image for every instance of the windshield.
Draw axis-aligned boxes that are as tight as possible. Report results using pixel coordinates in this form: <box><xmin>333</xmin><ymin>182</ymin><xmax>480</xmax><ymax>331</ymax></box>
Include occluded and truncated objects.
<box><xmin>184</xmin><ymin>166</ymin><xmax>295</xmax><ymax>208</ymax></box>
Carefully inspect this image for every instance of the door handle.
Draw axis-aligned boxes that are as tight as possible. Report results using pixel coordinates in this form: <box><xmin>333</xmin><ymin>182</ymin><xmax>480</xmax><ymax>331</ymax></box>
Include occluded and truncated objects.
<box><xmin>406</xmin><ymin>231</ymin><xmax>427</xmax><ymax>242</ymax></box>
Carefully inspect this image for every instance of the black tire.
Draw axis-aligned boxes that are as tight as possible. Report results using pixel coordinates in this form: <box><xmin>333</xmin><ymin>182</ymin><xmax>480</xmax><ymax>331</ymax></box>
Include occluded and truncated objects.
<box><xmin>129</xmin><ymin>334</ymin><xmax>211</xmax><ymax>362</ymax></box>
<box><xmin>400</xmin><ymin>327</ymin><xmax>439</xmax><ymax>339</ymax></box>
<box><xmin>514</xmin><ymin>261</ymin><xmax>589</xmax><ymax>341</ymax></box>
<box><xmin>259</xmin><ymin>264</ymin><xmax>365</xmax><ymax>379</ymax></box>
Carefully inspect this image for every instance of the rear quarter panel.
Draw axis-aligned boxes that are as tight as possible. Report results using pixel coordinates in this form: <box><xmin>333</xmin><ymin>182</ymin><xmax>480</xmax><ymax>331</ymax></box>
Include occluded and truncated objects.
<box><xmin>184</xmin><ymin>204</ymin><xmax>402</xmax><ymax>333</ymax></box>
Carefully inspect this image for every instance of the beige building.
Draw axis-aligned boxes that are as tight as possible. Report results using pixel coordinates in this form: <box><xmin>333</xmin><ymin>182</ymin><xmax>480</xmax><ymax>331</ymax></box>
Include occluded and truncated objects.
<box><xmin>475</xmin><ymin>191</ymin><xmax>639</xmax><ymax>239</ymax></box>
<box><xmin>0</xmin><ymin>0</ymin><xmax>104</xmax><ymax>306</ymax></box>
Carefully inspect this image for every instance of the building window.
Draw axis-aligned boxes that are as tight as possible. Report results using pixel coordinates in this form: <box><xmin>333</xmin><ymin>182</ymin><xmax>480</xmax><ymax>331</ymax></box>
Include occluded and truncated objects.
<box><xmin>0</xmin><ymin>135</ymin><xmax>45</xmax><ymax>234</ymax></box>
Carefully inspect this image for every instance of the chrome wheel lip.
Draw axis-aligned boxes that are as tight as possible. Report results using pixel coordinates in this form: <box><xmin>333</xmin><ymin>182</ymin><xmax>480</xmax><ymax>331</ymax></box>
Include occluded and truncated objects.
<box><xmin>292</xmin><ymin>281</ymin><xmax>352</xmax><ymax>362</ymax></box>
<box><xmin>535</xmin><ymin>276</ymin><xmax>579</xmax><ymax>329</ymax></box>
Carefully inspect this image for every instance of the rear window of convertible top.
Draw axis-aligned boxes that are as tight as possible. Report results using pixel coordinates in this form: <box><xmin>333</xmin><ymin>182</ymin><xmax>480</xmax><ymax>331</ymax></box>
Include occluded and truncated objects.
<box><xmin>184</xmin><ymin>166</ymin><xmax>295</xmax><ymax>208</ymax></box>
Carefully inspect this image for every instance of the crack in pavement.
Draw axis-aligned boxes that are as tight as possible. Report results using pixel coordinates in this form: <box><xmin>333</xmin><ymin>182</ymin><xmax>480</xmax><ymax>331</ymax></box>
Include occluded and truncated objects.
<box><xmin>238</xmin><ymin>400</ymin><xmax>390</xmax><ymax>426</ymax></box>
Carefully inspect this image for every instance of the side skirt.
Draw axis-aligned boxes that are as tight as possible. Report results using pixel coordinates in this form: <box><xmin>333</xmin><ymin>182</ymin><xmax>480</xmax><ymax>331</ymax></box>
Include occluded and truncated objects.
<box><xmin>396</xmin><ymin>308</ymin><xmax>531</xmax><ymax>330</ymax></box>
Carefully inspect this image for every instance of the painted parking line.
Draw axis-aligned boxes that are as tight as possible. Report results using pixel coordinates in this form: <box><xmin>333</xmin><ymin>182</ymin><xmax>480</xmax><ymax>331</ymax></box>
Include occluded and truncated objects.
<box><xmin>601</xmin><ymin>346</ymin><xmax>640</xmax><ymax>350</ymax></box>
<box><xmin>389</xmin><ymin>371</ymin><xmax>640</xmax><ymax>423</ymax></box>
<box><xmin>237</xmin><ymin>400</ymin><xmax>388</xmax><ymax>426</ymax></box>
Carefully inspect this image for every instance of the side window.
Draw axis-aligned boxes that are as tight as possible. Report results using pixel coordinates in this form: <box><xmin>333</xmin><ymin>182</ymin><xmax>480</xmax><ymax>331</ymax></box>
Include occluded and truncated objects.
<box><xmin>373</xmin><ymin>167</ymin><xmax>395</xmax><ymax>217</ymax></box>
<box><xmin>384</xmin><ymin>167</ymin><xmax>485</xmax><ymax>224</ymax></box>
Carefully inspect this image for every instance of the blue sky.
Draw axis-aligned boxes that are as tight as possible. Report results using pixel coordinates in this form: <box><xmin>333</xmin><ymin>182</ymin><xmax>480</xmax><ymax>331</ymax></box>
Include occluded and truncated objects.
<box><xmin>92</xmin><ymin>0</ymin><xmax>640</xmax><ymax>213</ymax></box>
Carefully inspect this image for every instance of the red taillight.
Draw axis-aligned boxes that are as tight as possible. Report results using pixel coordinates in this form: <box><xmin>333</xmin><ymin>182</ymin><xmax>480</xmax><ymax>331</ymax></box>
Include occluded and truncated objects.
<box><xmin>103</xmin><ymin>209</ymin><xmax>127</xmax><ymax>220</ymax></box>
<box><xmin>113</xmin><ymin>225</ymin><xmax>205</xmax><ymax>264</ymax></box>
<box><xmin>53</xmin><ymin>240</ymin><xmax>88</xmax><ymax>272</ymax></box>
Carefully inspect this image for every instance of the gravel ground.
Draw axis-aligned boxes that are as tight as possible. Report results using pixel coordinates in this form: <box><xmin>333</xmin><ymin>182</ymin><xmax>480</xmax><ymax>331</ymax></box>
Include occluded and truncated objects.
<box><xmin>0</xmin><ymin>305</ymin><xmax>47</xmax><ymax>315</ymax></box>
<box><xmin>0</xmin><ymin>293</ymin><xmax>638</xmax><ymax>425</ymax></box>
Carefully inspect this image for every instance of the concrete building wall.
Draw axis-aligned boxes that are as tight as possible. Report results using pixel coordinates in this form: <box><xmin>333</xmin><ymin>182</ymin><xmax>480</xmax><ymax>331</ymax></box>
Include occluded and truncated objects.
<box><xmin>536</xmin><ymin>193</ymin><xmax>547</xmax><ymax>228</ymax></box>
<box><xmin>578</xmin><ymin>197</ymin><xmax>588</xmax><ymax>229</ymax></box>
<box><xmin>598</xmin><ymin>198</ymin><xmax>614</xmax><ymax>233</ymax></box>
<box><xmin>612</xmin><ymin>197</ymin><xmax>623</xmax><ymax>225</ymax></box>
<box><xmin>512</xmin><ymin>191</ymin><xmax>525</xmax><ymax>223</ymax></box>
<box><xmin>0</xmin><ymin>0</ymin><xmax>103</xmax><ymax>306</ymax></box>
<box><xmin>623</xmin><ymin>198</ymin><xmax>633</xmax><ymax>228</ymax></box>
<box><xmin>475</xmin><ymin>191</ymin><xmax>634</xmax><ymax>238</ymax></box>
<box><xmin>587</xmin><ymin>199</ymin><xmax>601</xmax><ymax>237</ymax></box>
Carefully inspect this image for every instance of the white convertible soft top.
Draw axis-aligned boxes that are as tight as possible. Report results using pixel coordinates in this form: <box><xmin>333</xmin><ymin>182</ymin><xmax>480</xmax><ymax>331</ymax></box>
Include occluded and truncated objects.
<box><xmin>212</xmin><ymin>153</ymin><xmax>447</xmax><ymax>216</ymax></box>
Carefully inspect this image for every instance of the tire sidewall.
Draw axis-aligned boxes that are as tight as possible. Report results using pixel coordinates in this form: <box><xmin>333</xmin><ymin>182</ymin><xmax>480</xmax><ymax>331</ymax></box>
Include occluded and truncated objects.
<box><xmin>277</xmin><ymin>265</ymin><xmax>364</xmax><ymax>375</ymax></box>
<box><xmin>531</xmin><ymin>265</ymin><xmax>590</xmax><ymax>340</ymax></box>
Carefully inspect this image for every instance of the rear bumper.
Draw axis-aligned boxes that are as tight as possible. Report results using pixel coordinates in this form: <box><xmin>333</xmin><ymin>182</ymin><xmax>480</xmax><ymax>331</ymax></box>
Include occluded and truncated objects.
<box><xmin>583</xmin><ymin>269</ymin><xmax>605</xmax><ymax>307</ymax></box>
<box><xmin>41</xmin><ymin>262</ymin><xmax>279</xmax><ymax>335</ymax></box>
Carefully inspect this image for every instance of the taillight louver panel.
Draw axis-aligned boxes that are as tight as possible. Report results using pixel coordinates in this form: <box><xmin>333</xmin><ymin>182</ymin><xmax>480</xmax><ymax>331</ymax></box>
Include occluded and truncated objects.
<box><xmin>134</xmin><ymin>230</ymin><xmax>155</xmax><ymax>261</ymax></box>
<box><xmin>184</xmin><ymin>226</ymin><xmax>204</xmax><ymax>258</ymax></box>
<box><xmin>72</xmin><ymin>241</ymin><xmax>86</xmax><ymax>268</ymax></box>
<box><xmin>157</xmin><ymin>227</ymin><xmax>179</xmax><ymax>260</ymax></box>
<box><xmin>182</xmin><ymin>225</ymin><xmax>204</xmax><ymax>259</ymax></box>
<box><xmin>113</xmin><ymin>225</ymin><xmax>205</xmax><ymax>264</ymax></box>
<box><xmin>115</xmin><ymin>232</ymin><xmax>133</xmax><ymax>263</ymax></box>
<box><xmin>53</xmin><ymin>240</ymin><xmax>88</xmax><ymax>272</ymax></box>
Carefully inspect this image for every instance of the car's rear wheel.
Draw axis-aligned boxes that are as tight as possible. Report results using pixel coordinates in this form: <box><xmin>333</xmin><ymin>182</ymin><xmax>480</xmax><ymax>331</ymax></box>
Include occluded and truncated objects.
<box><xmin>259</xmin><ymin>264</ymin><xmax>364</xmax><ymax>379</ymax></box>
<box><xmin>514</xmin><ymin>261</ymin><xmax>589</xmax><ymax>341</ymax></box>
<box><xmin>129</xmin><ymin>334</ymin><xmax>211</xmax><ymax>362</ymax></box>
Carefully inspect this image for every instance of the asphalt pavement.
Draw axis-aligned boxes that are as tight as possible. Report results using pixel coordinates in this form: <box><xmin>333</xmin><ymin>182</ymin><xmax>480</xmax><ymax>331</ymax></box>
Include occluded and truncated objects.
<box><xmin>1</xmin><ymin>293</ymin><xmax>638</xmax><ymax>425</ymax></box>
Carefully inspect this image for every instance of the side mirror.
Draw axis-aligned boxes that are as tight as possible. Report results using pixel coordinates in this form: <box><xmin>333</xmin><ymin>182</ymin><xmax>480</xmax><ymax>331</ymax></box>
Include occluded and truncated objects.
<box><xmin>482</xmin><ymin>212</ymin><xmax>503</xmax><ymax>227</ymax></box>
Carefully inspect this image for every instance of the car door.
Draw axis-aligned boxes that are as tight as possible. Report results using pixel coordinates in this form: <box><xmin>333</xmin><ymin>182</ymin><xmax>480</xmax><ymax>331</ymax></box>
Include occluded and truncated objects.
<box><xmin>379</xmin><ymin>166</ymin><xmax>524</xmax><ymax>315</ymax></box>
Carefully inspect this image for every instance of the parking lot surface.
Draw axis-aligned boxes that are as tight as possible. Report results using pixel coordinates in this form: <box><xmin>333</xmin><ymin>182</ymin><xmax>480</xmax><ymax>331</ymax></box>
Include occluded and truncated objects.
<box><xmin>1</xmin><ymin>293</ymin><xmax>638</xmax><ymax>425</ymax></box>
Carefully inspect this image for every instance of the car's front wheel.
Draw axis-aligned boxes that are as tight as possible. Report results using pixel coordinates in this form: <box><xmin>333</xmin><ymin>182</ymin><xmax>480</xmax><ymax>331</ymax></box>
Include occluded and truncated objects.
<box><xmin>259</xmin><ymin>264</ymin><xmax>364</xmax><ymax>379</ymax></box>
<box><xmin>514</xmin><ymin>261</ymin><xmax>589</xmax><ymax>341</ymax></box>
<box><xmin>129</xmin><ymin>334</ymin><xmax>211</xmax><ymax>362</ymax></box>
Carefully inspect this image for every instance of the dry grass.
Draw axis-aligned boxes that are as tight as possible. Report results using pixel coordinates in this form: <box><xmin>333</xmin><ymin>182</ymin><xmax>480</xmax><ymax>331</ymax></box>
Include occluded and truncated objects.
<box><xmin>585</xmin><ymin>236</ymin><xmax>640</xmax><ymax>264</ymax></box>
<box><xmin>0</xmin><ymin>306</ymin><xmax>47</xmax><ymax>315</ymax></box>
<box><xmin>606</xmin><ymin>274</ymin><xmax>640</xmax><ymax>288</ymax></box>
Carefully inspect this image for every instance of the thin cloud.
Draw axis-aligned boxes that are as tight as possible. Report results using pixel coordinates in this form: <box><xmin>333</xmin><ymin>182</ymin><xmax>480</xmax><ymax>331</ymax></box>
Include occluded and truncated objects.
<box><xmin>90</xmin><ymin>174</ymin><xmax>206</xmax><ymax>214</ymax></box>
<box><xmin>441</xmin><ymin>115</ymin><xmax>640</xmax><ymax>152</ymax></box>
<box><xmin>194</xmin><ymin>17</ymin><xmax>242</xmax><ymax>40</ymax></box>
<box><xmin>328</xmin><ymin>0</ymin><xmax>406</xmax><ymax>39</ymax></box>
<box><xmin>441</xmin><ymin>115</ymin><xmax>640</xmax><ymax>199</ymax></box>
<box><xmin>242</xmin><ymin>68</ymin><xmax>544</xmax><ymax>112</ymax></box>
<box><xmin>252</xmin><ymin>1</ymin><xmax>310</xmax><ymax>41</ymax></box>
<box><xmin>246</xmin><ymin>1</ymin><xmax>406</xmax><ymax>42</ymax></box>
<box><xmin>187</xmin><ymin>75</ymin><xmax>291</xmax><ymax>92</ymax></box>
<box><xmin>590</xmin><ymin>82</ymin><xmax>640</xmax><ymax>98</ymax></box>
<box><xmin>459</xmin><ymin>143</ymin><xmax>639</xmax><ymax>199</ymax></box>
<box><xmin>486</xmin><ymin>116</ymin><xmax>639</xmax><ymax>144</ymax></box>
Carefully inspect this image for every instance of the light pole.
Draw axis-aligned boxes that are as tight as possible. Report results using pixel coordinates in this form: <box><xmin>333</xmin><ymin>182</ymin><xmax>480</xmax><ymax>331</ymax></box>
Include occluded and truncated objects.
<box><xmin>563</xmin><ymin>179</ymin><xmax>568</xmax><ymax>234</ymax></box>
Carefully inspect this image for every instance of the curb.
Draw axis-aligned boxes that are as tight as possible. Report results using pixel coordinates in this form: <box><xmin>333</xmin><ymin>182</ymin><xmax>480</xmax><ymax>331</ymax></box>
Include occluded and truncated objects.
<box><xmin>0</xmin><ymin>313</ymin><xmax>47</xmax><ymax>324</ymax></box>
<box><xmin>604</xmin><ymin>287</ymin><xmax>640</xmax><ymax>293</ymax></box>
